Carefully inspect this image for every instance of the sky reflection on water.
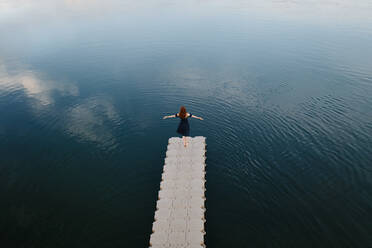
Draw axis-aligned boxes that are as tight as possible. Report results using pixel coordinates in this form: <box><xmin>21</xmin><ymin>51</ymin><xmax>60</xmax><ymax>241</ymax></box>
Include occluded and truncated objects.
<box><xmin>1</xmin><ymin>0</ymin><xmax>372</xmax><ymax>247</ymax></box>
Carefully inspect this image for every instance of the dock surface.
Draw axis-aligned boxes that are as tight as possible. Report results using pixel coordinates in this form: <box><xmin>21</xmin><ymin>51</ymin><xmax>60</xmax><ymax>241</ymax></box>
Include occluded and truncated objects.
<box><xmin>149</xmin><ymin>136</ymin><xmax>206</xmax><ymax>248</ymax></box>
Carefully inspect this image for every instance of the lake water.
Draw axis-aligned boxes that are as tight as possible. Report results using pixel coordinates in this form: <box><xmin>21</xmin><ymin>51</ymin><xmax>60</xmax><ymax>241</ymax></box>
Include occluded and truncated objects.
<box><xmin>1</xmin><ymin>0</ymin><xmax>372</xmax><ymax>247</ymax></box>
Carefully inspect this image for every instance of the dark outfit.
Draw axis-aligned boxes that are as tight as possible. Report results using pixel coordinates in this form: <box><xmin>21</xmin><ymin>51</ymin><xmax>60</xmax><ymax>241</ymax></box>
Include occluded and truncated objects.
<box><xmin>176</xmin><ymin>113</ymin><xmax>192</xmax><ymax>136</ymax></box>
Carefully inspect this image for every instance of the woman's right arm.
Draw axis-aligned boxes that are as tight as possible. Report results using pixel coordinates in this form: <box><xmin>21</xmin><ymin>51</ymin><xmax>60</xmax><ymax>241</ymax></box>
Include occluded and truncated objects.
<box><xmin>163</xmin><ymin>114</ymin><xmax>176</xmax><ymax>119</ymax></box>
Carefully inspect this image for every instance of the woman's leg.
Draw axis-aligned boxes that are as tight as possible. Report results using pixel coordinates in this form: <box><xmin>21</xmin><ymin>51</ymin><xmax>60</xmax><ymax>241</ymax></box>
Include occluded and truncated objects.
<box><xmin>183</xmin><ymin>136</ymin><xmax>187</xmax><ymax>147</ymax></box>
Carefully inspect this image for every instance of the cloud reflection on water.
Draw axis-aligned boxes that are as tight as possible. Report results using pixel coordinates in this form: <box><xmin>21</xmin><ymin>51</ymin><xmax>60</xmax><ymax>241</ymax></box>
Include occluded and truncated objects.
<box><xmin>0</xmin><ymin>60</ymin><xmax>120</xmax><ymax>149</ymax></box>
<box><xmin>0</xmin><ymin>60</ymin><xmax>78</xmax><ymax>106</ymax></box>
<box><xmin>65</xmin><ymin>96</ymin><xmax>121</xmax><ymax>149</ymax></box>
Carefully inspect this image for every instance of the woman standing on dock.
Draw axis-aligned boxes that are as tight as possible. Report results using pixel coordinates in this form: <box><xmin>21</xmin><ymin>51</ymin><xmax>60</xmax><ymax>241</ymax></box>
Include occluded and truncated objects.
<box><xmin>163</xmin><ymin>106</ymin><xmax>203</xmax><ymax>147</ymax></box>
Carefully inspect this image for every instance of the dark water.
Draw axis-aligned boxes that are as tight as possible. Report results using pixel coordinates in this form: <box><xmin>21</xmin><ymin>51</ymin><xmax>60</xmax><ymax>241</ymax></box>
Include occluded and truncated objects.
<box><xmin>1</xmin><ymin>1</ymin><xmax>372</xmax><ymax>247</ymax></box>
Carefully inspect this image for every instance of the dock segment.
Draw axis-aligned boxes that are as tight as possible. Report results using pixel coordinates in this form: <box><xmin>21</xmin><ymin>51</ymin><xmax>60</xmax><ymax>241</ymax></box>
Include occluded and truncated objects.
<box><xmin>149</xmin><ymin>136</ymin><xmax>206</xmax><ymax>248</ymax></box>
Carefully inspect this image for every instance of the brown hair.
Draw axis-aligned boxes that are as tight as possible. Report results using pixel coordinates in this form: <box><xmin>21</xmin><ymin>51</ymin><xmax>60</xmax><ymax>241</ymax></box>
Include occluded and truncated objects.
<box><xmin>179</xmin><ymin>106</ymin><xmax>187</xmax><ymax>119</ymax></box>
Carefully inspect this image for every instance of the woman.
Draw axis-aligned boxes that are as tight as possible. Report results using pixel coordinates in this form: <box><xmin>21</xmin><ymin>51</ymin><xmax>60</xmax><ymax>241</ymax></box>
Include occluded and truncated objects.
<box><xmin>163</xmin><ymin>106</ymin><xmax>203</xmax><ymax>147</ymax></box>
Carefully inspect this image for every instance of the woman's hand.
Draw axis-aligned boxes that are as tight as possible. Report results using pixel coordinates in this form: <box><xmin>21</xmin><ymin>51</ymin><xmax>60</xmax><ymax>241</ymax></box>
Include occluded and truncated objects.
<box><xmin>163</xmin><ymin>116</ymin><xmax>168</xmax><ymax>119</ymax></box>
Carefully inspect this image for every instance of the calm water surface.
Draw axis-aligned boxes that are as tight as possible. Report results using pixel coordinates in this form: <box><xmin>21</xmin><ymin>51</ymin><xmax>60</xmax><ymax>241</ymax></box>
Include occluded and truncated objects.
<box><xmin>1</xmin><ymin>0</ymin><xmax>372</xmax><ymax>247</ymax></box>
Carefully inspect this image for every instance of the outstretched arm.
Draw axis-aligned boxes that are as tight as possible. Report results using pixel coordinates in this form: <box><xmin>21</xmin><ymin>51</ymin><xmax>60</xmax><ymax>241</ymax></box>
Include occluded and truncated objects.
<box><xmin>191</xmin><ymin>115</ymin><xmax>203</xmax><ymax>120</ymax></box>
<box><xmin>163</xmin><ymin>114</ymin><xmax>176</xmax><ymax>119</ymax></box>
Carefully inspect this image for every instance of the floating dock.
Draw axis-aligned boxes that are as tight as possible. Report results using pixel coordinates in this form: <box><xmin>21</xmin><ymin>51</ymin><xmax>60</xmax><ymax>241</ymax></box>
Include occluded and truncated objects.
<box><xmin>149</xmin><ymin>136</ymin><xmax>206</xmax><ymax>248</ymax></box>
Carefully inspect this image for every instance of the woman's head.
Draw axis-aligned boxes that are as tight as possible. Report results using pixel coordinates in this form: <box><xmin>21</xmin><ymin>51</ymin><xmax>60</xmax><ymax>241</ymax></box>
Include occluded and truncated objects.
<box><xmin>179</xmin><ymin>106</ymin><xmax>187</xmax><ymax>119</ymax></box>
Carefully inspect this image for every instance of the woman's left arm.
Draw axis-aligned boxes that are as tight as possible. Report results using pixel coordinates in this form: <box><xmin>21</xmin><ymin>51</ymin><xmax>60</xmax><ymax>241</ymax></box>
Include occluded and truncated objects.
<box><xmin>191</xmin><ymin>115</ymin><xmax>203</xmax><ymax>120</ymax></box>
